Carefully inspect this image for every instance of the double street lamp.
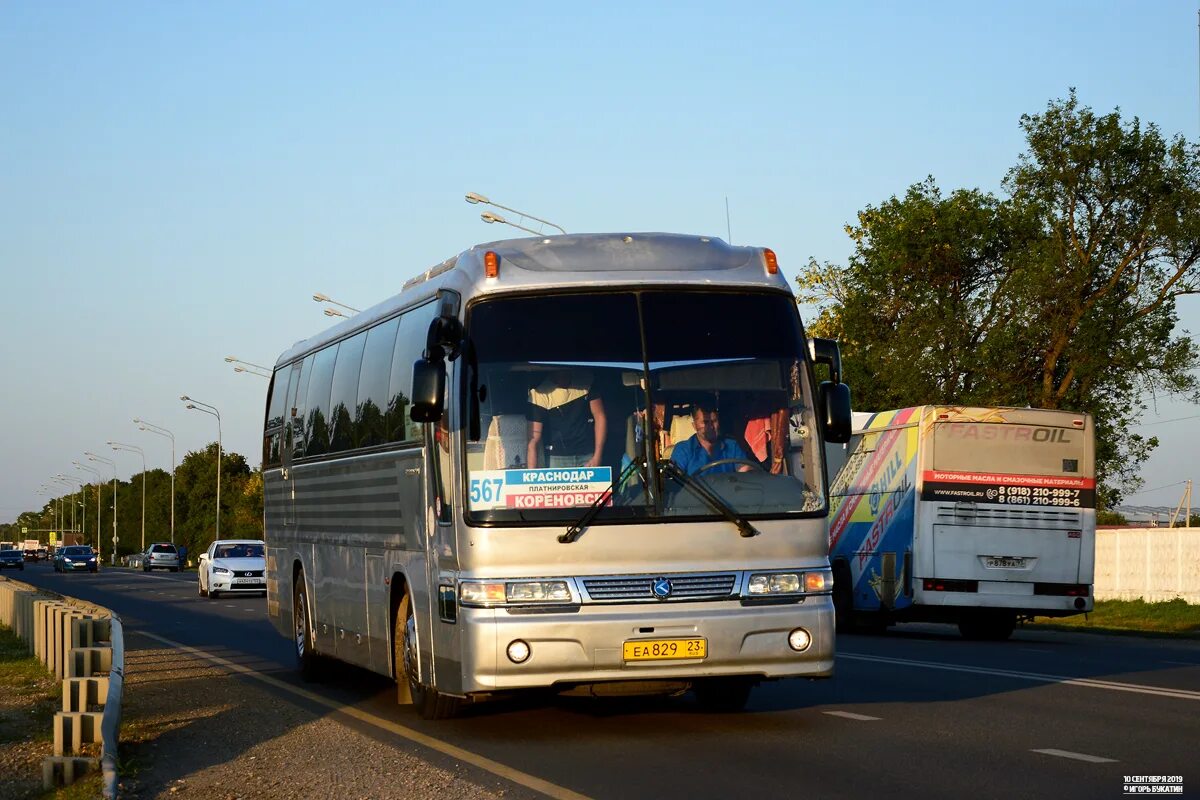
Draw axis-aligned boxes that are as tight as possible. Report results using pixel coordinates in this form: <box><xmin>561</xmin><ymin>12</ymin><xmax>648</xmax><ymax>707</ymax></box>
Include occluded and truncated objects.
<box><xmin>465</xmin><ymin>191</ymin><xmax>566</xmax><ymax>237</ymax></box>
<box><xmin>73</xmin><ymin>461</ymin><xmax>103</xmax><ymax>554</ymax></box>
<box><xmin>224</xmin><ymin>355</ymin><xmax>271</xmax><ymax>379</ymax></box>
<box><xmin>85</xmin><ymin>451</ymin><xmax>119</xmax><ymax>565</ymax></box>
<box><xmin>109</xmin><ymin>441</ymin><xmax>146</xmax><ymax>553</ymax></box>
<box><xmin>312</xmin><ymin>293</ymin><xmax>360</xmax><ymax>315</ymax></box>
<box><xmin>134</xmin><ymin>418</ymin><xmax>175</xmax><ymax>544</ymax></box>
<box><xmin>181</xmin><ymin>395</ymin><xmax>222</xmax><ymax>538</ymax></box>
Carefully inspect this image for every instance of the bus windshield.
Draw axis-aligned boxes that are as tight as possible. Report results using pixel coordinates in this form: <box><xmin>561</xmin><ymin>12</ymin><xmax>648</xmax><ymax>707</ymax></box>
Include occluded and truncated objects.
<box><xmin>464</xmin><ymin>290</ymin><xmax>826</xmax><ymax>525</ymax></box>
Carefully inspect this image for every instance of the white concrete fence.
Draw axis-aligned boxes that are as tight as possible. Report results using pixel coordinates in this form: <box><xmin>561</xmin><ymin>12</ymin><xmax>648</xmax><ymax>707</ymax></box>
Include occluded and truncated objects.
<box><xmin>1095</xmin><ymin>527</ymin><xmax>1200</xmax><ymax>604</ymax></box>
<box><xmin>0</xmin><ymin>575</ymin><xmax>124</xmax><ymax>796</ymax></box>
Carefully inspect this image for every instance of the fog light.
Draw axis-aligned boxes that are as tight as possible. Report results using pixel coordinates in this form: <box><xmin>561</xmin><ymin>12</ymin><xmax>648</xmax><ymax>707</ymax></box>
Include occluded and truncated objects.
<box><xmin>507</xmin><ymin>640</ymin><xmax>531</xmax><ymax>663</ymax></box>
<box><xmin>788</xmin><ymin>627</ymin><xmax>812</xmax><ymax>652</ymax></box>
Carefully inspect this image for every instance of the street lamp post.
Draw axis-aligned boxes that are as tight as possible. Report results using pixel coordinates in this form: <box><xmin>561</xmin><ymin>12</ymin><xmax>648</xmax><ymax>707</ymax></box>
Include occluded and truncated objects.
<box><xmin>181</xmin><ymin>396</ymin><xmax>222</xmax><ymax>539</ymax></box>
<box><xmin>109</xmin><ymin>441</ymin><xmax>146</xmax><ymax>553</ymax></box>
<box><xmin>134</xmin><ymin>419</ymin><xmax>175</xmax><ymax>545</ymax></box>
<box><xmin>52</xmin><ymin>475</ymin><xmax>80</xmax><ymax>537</ymax></box>
<box><xmin>85</xmin><ymin>452</ymin><xmax>118</xmax><ymax>565</ymax></box>
<box><xmin>312</xmin><ymin>293</ymin><xmax>360</xmax><ymax>314</ymax></box>
<box><xmin>224</xmin><ymin>355</ymin><xmax>273</xmax><ymax>374</ymax></box>
<box><xmin>73</xmin><ymin>461</ymin><xmax>103</xmax><ymax>553</ymax></box>
<box><xmin>234</xmin><ymin>366</ymin><xmax>270</xmax><ymax>378</ymax></box>
<box><xmin>464</xmin><ymin>191</ymin><xmax>567</xmax><ymax>236</ymax></box>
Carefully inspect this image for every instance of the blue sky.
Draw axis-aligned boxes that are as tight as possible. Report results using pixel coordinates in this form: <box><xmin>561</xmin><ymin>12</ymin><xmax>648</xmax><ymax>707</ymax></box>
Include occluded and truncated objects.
<box><xmin>2</xmin><ymin>1</ymin><xmax>1198</xmax><ymax>522</ymax></box>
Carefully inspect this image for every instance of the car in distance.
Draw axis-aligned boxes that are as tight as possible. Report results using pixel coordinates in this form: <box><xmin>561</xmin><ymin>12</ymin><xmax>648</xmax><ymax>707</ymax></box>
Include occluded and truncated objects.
<box><xmin>0</xmin><ymin>549</ymin><xmax>24</xmax><ymax>571</ymax></box>
<box><xmin>198</xmin><ymin>540</ymin><xmax>266</xmax><ymax>598</ymax></box>
<box><xmin>54</xmin><ymin>545</ymin><xmax>97</xmax><ymax>573</ymax></box>
<box><xmin>143</xmin><ymin>542</ymin><xmax>181</xmax><ymax>572</ymax></box>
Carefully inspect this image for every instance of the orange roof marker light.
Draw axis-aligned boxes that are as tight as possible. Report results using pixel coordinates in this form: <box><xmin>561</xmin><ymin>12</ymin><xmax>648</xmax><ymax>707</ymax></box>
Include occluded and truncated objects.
<box><xmin>484</xmin><ymin>250</ymin><xmax>500</xmax><ymax>279</ymax></box>
<box><xmin>763</xmin><ymin>248</ymin><xmax>779</xmax><ymax>275</ymax></box>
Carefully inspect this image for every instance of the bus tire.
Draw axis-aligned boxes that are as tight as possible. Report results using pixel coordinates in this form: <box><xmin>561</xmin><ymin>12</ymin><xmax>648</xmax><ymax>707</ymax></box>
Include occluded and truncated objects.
<box><xmin>832</xmin><ymin>561</ymin><xmax>855</xmax><ymax>634</ymax></box>
<box><xmin>958</xmin><ymin>610</ymin><xmax>1016</xmax><ymax>641</ymax></box>
<box><xmin>396</xmin><ymin>593</ymin><xmax>460</xmax><ymax>720</ymax></box>
<box><xmin>293</xmin><ymin>571</ymin><xmax>323</xmax><ymax>682</ymax></box>
<box><xmin>693</xmin><ymin>677</ymin><xmax>754</xmax><ymax>712</ymax></box>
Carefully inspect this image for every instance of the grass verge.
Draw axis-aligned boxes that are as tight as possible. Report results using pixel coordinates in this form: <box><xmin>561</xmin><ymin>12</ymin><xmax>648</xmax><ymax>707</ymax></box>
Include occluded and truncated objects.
<box><xmin>0</xmin><ymin>623</ymin><xmax>69</xmax><ymax>799</ymax></box>
<box><xmin>1028</xmin><ymin>598</ymin><xmax>1200</xmax><ymax>637</ymax></box>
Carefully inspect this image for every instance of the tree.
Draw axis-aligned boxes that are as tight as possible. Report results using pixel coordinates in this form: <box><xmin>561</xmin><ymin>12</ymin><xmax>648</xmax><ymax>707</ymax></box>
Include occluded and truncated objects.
<box><xmin>799</xmin><ymin>92</ymin><xmax>1200</xmax><ymax>505</ymax></box>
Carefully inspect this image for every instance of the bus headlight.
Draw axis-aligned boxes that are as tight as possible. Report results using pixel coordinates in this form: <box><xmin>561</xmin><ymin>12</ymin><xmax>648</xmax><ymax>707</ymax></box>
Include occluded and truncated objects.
<box><xmin>506</xmin><ymin>581</ymin><xmax>571</xmax><ymax>603</ymax></box>
<box><xmin>459</xmin><ymin>580</ymin><xmax>572</xmax><ymax>606</ymax></box>
<box><xmin>748</xmin><ymin>572</ymin><xmax>802</xmax><ymax>594</ymax></box>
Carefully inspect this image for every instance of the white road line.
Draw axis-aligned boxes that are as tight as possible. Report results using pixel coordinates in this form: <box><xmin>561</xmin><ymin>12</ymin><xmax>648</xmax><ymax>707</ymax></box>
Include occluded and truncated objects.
<box><xmin>839</xmin><ymin>652</ymin><xmax>1200</xmax><ymax>701</ymax></box>
<box><xmin>1031</xmin><ymin>748</ymin><xmax>1117</xmax><ymax>764</ymax></box>
<box><xmin>1162</xmin><ymin>660</ymin><xmax>1197</xmax><ymax>666</ymax></box>
<box><xmin>133</xmin><ymin>630</ymin><xmax>591</xmax><ymax>800</ymax></box>
<box><xmin>822</xmin><ymin>711</ymin><xmax>882</xmax><ymax>721</ymax></box>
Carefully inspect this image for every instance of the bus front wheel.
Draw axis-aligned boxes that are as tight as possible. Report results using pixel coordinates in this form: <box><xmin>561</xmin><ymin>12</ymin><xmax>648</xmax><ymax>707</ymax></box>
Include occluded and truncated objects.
<box><xmin>395</xmin><ymin>594</ymin><xmax>461</xmax><ymax>720</ymax></box>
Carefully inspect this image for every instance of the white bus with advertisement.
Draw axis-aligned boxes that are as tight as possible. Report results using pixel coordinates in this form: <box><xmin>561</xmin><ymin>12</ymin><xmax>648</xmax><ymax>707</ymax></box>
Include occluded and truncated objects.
<box><xmin>263</xmin><ymin>233</ymin><xmax>852</xmax><ymax>717</ymax></box>
<box><xmin>825</xmin><ymin>406</ymin><xmax>1095</xmax><ymax>640</ymax></box>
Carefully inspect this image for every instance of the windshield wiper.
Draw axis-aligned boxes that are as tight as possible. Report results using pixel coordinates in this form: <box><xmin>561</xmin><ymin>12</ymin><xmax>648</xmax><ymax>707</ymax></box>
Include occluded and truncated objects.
<box><xmin>661</xmin><ymin>460</ymin><xmax>760</xmax><ymax>538</ymax></box>
<box><xmin>560</xmin><ymin>459</ymin><xmax>642</xmax><ymax>544</ymax></box>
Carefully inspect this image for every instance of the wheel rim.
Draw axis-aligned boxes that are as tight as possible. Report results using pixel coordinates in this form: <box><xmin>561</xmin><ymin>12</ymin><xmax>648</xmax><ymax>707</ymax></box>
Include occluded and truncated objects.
<box><xmin>403</xmin><ymin>610</ymin><xmax>420</xmax><ymax>696</ymax></box>
<box><xmin>295</xmin><ymin>590</ymin><xmax>307</xmax><ymax>659</ymax></box>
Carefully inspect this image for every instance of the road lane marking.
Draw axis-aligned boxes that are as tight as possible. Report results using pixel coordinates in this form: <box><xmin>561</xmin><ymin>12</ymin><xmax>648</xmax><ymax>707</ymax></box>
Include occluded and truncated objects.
<box><xmin>134</xmin><ymin>630</ymin><xmax>592</xmax><ymax>800</ymax></box>
<box><xmin>822</xmin><ymin>711</ymin><xmax>881</xmax><ymax>721</ymax></box>
<box><xmin>1162</xmin><ymin>660</ymin><xmax>1197</xmax><ymax>666</ymax></box>
<box><xmin>839</xmin><ymin>653</ymin><xmax>1200</xmax><ymax>701</ymax></box>
<box><xmin>1031</xmin><ymin>749</ymin><xmax>1117</xmax><ymax>764</ymax></box>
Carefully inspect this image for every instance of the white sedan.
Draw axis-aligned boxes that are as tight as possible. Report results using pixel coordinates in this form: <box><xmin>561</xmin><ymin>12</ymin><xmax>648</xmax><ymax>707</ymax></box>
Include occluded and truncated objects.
<box><xmin>198</xmin><ymin>539</ymin><xmax>267</xmax><ymax>599</ymax></box>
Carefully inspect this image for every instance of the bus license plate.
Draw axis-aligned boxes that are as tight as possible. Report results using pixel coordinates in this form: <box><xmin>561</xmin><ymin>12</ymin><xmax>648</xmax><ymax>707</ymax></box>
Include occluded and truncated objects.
<box><xmin>623</xmin><ymin>638</ymin><xmax>706</xmax><ymax>661</ymax></box>
<box><xmin>985</xmin><ymin>557</ymin><xmax>1027</xmax><ymax>569</ymax></box>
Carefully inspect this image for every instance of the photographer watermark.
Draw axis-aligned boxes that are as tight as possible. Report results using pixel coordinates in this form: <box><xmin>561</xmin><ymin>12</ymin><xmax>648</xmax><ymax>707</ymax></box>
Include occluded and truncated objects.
<box><xmin>1123</xmin><ymin>776</ymin><xmax>1183</xmax><ymax>795</ymax></box>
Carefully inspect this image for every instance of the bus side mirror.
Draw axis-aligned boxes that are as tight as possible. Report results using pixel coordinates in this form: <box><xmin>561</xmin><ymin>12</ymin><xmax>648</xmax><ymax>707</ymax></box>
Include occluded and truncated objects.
<box><xmin>410</xmin><ymin>358</ymin><xmax>445</xmax><ymax>423</ymax></box>
<box><xmin>818</xmin><ymin>381</ymin><xmax>852</xmax><ymax>444</ymax></box>
<box><xmin>808</xmin><ymin>337</ymin><xmax>843</xmax><ymax>384</ymax></box>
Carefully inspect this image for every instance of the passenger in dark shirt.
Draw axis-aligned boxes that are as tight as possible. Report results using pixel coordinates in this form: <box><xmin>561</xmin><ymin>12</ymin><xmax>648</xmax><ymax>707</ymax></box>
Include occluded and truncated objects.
<box><xmin>527</xmin><ymin>370</ymin><xmax>608</xmax><ymax>468</ymax></box>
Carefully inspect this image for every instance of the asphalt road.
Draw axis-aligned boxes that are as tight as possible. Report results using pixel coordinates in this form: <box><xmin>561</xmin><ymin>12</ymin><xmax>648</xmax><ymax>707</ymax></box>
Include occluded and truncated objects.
<box><xmin>13</xmin><ymin>561</ymin><xmax>1199</xmax><ymax>800</ymax></box>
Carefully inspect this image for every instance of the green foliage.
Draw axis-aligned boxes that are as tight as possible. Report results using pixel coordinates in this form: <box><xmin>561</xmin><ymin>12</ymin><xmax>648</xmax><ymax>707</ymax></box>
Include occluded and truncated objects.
<box><xmin>1096</xmin><ymin>510</ymin><xmax>1129</xmax><ymax>526</ymax></box>
<box><xmin>1030</xmin><ymin>598</ymin><xmax>1200</xmax><ymax>636</ymax></box>
<box><xmin>8</xmin><ymin>442</ymin><xmax>264</xmax><ymax>559</ymax></box>
<box><xmin>799</xmin><ymin>91</ymin><xmax>1200</xmax><ymax>504</ymax></box>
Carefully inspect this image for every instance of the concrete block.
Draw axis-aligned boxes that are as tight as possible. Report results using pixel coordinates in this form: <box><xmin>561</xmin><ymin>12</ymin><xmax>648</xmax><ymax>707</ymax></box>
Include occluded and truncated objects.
<box><xmin>53</xmin><ymin>711</ymin><xmax>103</xmax><ymax>756</ymax></box>
<box><xmin>62</xmin><ymin>677</ymin><xmax>109</xmax><ymax>713</ymax></box>
<box><xmin>67</xmin><ymin>647</ymin><xmax>113</xmax><ymax>679</ymax></box>
<box><xmin>42</xmin><ymin>755</ymin><xmax>98</xmax><ymax>789</ymax></box>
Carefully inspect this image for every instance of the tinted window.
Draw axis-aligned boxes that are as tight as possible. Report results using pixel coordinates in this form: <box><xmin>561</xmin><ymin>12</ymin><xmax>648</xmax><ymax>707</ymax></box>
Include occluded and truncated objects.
<box><xmin>304</xmin><ymin>346</ymin><xmax>339</xmax><ymax>457</ymax></box>
<box><xmin>64</xmin><ymin>547</ymin><xmax>92</xmax><ymax>556</ymax></box>
<box><xmin>357</xmin><ymin>316</ymin><xmax>400</xmax><ymax>448</ymax></box>
<box><xmin>264</xmin><ymin>367</ymin><xmax>292</xmax><ymax>467</ymax></box>
<box><xmin>288</xmin><ymin>356</ymin><xmax>314</xmax><ymax>459</ymax></box>
<box><xmin>266</xmin><ymin>368</ymin><xmax>290</xmax><ymax>429</ymax></box>
<box><xmin>152</xmin><ymin>544</ymin><xmax>177</xmax><ymax>553</ymax></box>
<box><xmin>389</xmin><ymin>303</ymin><xmax>437</xmax><ymax>442</ymax></box>
<box><xmin>329</xmin><ymin>332</ymin><xmax>367</xmax><ymax>452</ymax></box>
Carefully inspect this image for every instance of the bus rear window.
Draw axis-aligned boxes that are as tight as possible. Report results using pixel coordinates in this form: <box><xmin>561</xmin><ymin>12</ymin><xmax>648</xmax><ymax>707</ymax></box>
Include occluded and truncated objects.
<box><xmin>931</xmin><ymin>423</ymin><xmax>1088</xmax><ymax>476</ymax></box>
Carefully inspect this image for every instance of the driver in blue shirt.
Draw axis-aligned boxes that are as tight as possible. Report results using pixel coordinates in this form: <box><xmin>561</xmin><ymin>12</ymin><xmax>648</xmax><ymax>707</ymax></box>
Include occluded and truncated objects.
<box><xmin>670</xmin><ymin>402</ymin><xmax>754</xmax><ymax>475</ymax></box>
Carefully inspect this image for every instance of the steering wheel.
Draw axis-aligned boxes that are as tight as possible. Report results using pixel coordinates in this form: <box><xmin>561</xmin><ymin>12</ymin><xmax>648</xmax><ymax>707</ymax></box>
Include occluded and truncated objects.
<box><xmin>694</xmin><ymin>458</ymin><xmax>765</xmax><ymax>476</ymax></box>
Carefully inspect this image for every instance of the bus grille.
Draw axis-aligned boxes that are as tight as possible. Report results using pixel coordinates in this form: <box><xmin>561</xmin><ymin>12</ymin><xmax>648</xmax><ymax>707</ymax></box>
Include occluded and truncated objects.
<box><xmin>581</xmin><ymin>573</ymin><xmax>738</xmax><ymax>602</ymax></box>
<box><xmin>934</xmin><ymin>505</ymin><xmax>1083</xmax><ymax>528</ymax></box>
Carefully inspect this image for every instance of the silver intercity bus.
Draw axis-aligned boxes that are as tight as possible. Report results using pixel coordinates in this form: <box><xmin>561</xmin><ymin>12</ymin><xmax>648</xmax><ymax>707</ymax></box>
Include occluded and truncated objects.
<box><xmin>263</xmin><ymin>233</ymin><xmax>851</xmax><ymax>718</ymax></box>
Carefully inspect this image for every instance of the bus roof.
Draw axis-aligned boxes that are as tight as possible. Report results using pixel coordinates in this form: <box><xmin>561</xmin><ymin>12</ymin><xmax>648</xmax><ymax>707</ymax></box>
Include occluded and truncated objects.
<box><xmin>275</xmin><ymin>232</ymin><xmax>788</xmax><ymax>368</ymax></box>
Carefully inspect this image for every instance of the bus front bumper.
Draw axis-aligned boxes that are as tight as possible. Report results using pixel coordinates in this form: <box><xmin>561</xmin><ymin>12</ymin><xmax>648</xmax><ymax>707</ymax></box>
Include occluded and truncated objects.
<box><xmin>455</xmin><ymin>596</ymin><xmax>834</xmax><ymax>694</ymax></box>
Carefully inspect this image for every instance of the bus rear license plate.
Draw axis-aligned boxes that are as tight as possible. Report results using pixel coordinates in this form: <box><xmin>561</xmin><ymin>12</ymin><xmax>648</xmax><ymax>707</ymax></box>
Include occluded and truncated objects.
<box><xmin>623</xmin><ymin>638</ymin><xmax>706</xmax><ymax>661</ymax></box>
<box><xmin>985</xmin><ymin>557</ymin><xmax>1027</xmax><ymax>569</ymax></box>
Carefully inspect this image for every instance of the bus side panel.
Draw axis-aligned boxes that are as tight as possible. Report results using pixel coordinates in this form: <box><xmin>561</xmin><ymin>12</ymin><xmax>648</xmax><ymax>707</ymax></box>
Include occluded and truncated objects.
<box><xmin>263</xmin><ymin>468</ymin><xmax>290</xmax><ymax>638</ymax></box>
<box><xmin>828</xmin><ymin>408</ymin><xmax>920</xmax><ymax>613</ymax></box>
